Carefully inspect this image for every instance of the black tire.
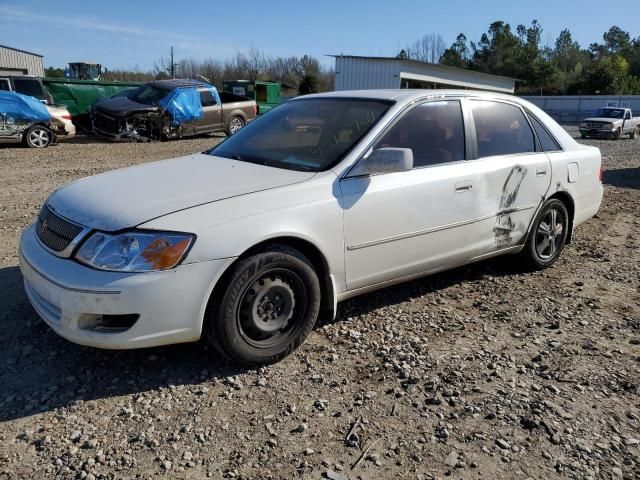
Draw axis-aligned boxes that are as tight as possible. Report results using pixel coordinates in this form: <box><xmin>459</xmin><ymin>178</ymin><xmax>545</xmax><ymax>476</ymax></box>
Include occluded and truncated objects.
<box><xmin>226</xmin><ymin>116</ymin><xmax>245</xmax><ymax>136</ymax></box>
<box><xmin>629</xmin><ymin>127</ymin><xmax>638</xmax><ymax>139</ymax></box>
<box><xmin>23</xmin><ymin>125</ymin><xmax>52</xmax><ymax>148</ymax></box>
<box><xmin>206</xmin><ymin>245</ymin><xmax>321</xmax><ymax>365</ymax></box>
<box><xmin>580</xmin><ymin>133</ymin><xmax>587</xmax><ymax>139</ymax></box>
<box><xmin>520</xmin><ymin>199</ymin><xmax>569</xmax><ymax>270</ymax></box>
<box><xmin>612</xmin><ymin>128</ymin><xmax>621</xmax><ymax>140</ymax></box>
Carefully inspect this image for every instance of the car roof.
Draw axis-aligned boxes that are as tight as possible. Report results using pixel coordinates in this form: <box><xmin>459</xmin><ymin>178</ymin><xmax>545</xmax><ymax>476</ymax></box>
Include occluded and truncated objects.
<box><xmin>148</xmin><ymin>79</ymin><xmax>213</xmax><ymax>90</ymax></box>
<box><xmin>296</xmin><ymin>89</ymin><xmax>522</xmax><ymax>105</ymax></box>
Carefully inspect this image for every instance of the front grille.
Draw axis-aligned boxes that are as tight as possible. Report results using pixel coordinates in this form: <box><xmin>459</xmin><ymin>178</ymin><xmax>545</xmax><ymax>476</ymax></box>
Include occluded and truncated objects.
<box><xmin>587</xmin><ymin>122</ymin><xmax>604</xmax><ymax>128</ymax></box>
<box><xmin>36</xmin><ymin>204</ymin><xmax>84</xmax><ymax>253</ymax></box>
<box><xmin>93</xmin><ymin>110</ymin><xmax>121</xmax><ymax>135</ymax></box>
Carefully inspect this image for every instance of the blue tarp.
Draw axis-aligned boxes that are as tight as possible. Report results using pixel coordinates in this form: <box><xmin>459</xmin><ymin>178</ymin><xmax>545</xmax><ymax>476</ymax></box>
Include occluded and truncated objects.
<box><xmin>0</xmin><ymin>91</ymin><xmax>51</xmax><ymax>123</ymax></box>
<box><xmin>158</xmin><ymin>87</ymin><xmax>203</xmax><ymax>126</ymax></box>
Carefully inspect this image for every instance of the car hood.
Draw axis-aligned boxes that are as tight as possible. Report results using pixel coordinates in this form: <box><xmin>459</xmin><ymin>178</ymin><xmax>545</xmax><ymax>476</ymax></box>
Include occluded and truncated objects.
<box><xmin>583</xmin><ymin>117</ymin><xmax>621</xmax><ymax>123</ymax></box>
<box><xmin>47</xmin><ymin>153</ymin><xmax>316</xmax><ymax>231</ymax></box>
<box><xmin>94</xmin><ymin>96</ymin><xmax>161</xmax><ymax>116</ymax></box>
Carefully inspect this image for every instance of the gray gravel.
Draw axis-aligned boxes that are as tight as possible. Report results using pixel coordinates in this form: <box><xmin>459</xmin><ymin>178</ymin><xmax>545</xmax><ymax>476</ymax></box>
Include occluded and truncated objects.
<box><xmin>0</xmin><ymin>129</ymin><xmax>638</xmax><ymax>479</ymax></box>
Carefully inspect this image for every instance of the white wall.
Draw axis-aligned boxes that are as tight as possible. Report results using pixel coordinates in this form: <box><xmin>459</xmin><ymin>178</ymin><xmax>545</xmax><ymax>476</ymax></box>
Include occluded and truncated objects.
<box><xmin>521</xmin><ymin>95</ymin><xmax>640</xmax><ymax>123</ymax></box>
<box><xmin>334</xmin><ymin>57</ymin><xmax>515</xmax><ymax>93</ymax></box>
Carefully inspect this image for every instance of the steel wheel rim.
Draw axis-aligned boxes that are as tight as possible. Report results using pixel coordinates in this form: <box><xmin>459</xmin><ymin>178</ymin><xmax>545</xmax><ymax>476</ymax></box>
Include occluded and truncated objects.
<box><xmin>29</xmin><ymin>129</ymin><xmax>49</xmax><ymax>147</ymax></box>
<box><xmin>230</xmin><ymin>118</ymin><xmax>243</xmax><ymax>134</ymax></box>
<box><xmin>236</xmin><ymin>268</ymin><xmax>307</xmax><ymax>349</ymax></box>
<box><xmin>535</xmin><ymin>208</ymin><xmax>564</xmax><ymax>259</ymax></box>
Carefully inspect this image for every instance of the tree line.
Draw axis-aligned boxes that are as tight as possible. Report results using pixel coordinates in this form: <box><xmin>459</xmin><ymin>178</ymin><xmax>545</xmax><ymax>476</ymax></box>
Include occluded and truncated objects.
<box><xmin>399</xmin><ymin>22</ymin><xmax>640</xmax><ymax>95</ymax></box>
<box><xmin>45</xmin><ymin>48</ymin><xmax>334</xmax><ymax>94</ymax></box>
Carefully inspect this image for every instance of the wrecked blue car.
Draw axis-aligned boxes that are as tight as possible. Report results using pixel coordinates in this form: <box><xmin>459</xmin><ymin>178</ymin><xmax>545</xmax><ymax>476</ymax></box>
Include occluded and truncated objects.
<box><xmin>92</xmin><ymin>79</ymin><xmax>257</xmax><ymax>141</ymax></box>
<box><xmin>0</xmin><ymin>91</ymin><xmax>56</xmax><ymax>148</ymax></box>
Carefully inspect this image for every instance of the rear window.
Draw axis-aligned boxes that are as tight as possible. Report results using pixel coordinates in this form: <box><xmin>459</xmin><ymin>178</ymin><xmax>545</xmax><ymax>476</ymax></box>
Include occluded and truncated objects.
<box><xmin>210</xmin><ymin>98</ymin><xmax>393</xmax><ymax>171</ymax></box>
<box><xmin>12</xmin><ymin>78</ymin><xmax>44</xmax><ymax>98</ymax></box>
<box><xmin>199</xmin><ymin>90</ymin><xmax>217</xmax><ymax>107</ymax></box>
<box><xmin>471</xmin><ymin>100</ymin><xmax>535</xmax><ymax>157</ymax></box>
<box><xmin>527</xmin><ymin>112</ymin><xmax>561</xmax><ymax>152</ymax></box>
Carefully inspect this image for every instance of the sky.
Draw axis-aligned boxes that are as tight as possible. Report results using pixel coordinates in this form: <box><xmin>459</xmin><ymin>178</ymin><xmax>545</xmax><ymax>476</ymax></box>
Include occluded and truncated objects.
<box><xmin>1</xmin><ymin>0</ymin><xmax>638</xmax><ymax>71</ymax></box>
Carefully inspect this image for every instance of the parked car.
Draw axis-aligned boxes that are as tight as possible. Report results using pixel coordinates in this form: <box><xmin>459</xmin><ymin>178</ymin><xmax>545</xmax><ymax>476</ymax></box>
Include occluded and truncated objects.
<box><xmin>0</xmin><ymin>90</ymin><xmax>56</xmax><ymax>148</ymax></box>
<box><xmin>46</xmin><ymin>103</ymin><xmax>76</xmax><ymax>139</ymax></box>
<box><xmin>19</xmin><ymin>90</ymin><xmax>603</xmax><ymax>364</ymax></box>
<box><xmin>0</xmin><ymin>75</ymin><xmax>53</xmax><ymax>103</ymax></box>
<box><xmin>579</xmin><ymin>107</ymin><xmax>640</xmax><ymax>139</ymax></box>
<box><xmin>92</xmin><ymin>79</ymin><xmax>256</xmax><ymax>141</ymax></box>
<box><xmin>0</xmin><ymin>75</ymin><xmax>76</xmax><ymax>138</ymax></box>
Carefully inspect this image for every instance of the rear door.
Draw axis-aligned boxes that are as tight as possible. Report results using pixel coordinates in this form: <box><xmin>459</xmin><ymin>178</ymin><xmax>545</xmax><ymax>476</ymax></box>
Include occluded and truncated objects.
<box><xmin>194</xmin><ymin>88</ymin><xmax>222</xmax><ymax>133</ymax></box>
<box><xmin>463</xmin><ymin>99</ymin><xmax>552</xmax><ymax>256</ymax></box>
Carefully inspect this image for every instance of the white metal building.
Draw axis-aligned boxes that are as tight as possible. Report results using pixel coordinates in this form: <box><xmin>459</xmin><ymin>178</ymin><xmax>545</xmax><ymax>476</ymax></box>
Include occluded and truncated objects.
<box><xmin>333</xmin><ymin>55</ymin><xmax>516</xmax><ymax>94</ymax></box>
<box><xmin>0</xmin><ymin>45</ymin><xmax>45</xmax><ymax>77</ymax></box>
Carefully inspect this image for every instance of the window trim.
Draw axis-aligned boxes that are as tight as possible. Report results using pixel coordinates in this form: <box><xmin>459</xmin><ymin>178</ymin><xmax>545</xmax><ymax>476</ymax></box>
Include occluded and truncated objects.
<box><xmin>465</xmin><ymin>98</ymin><xmax>539</xmax><ymax>160</ymax></box>
<box><xmin>344</xmin><ymin>97</ymin><xmax>468</xmax><ymax>178</ymax></box>
<box><xmin>524</xmin><ymin>109</ymin><xmax>564</xmax><ymax>153</ymax></box>
<box><xmin>198</xmin><ymin>88</ymin><xmax>218</xmax><ymax>107</ymax></box>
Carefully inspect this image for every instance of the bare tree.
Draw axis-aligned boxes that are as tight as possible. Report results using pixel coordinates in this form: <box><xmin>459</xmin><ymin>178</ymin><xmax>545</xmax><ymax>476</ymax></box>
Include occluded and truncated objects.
<box><xmin>405</xmin><ymin>33</ymin><xmax>447</xmax><ymax>63</ymax></box>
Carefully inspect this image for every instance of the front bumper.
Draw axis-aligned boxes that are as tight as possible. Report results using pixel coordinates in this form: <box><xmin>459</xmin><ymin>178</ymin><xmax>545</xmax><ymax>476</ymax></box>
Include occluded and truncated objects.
<box><xmin>19</xmin><ymin>224</ymin><xmax>234</xmax><ymax>349</ymax></box>
<box><xmin>579</xmin><ymin>127</ymin><xmax>617</xmax><ymax>137</ymax></box>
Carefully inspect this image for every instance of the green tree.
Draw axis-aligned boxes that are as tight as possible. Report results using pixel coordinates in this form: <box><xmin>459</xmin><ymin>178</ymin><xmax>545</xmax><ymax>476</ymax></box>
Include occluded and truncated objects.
<box><xmin>44</xmin><ymin>67</ymin><xmax>65</xmax><ymax>78</ymax></box>
<box><xmin>298</xmin><ymin>74</ymin><xmax>319</xmax><ymax>95</ymax></box>
<box><xmin>396</xmin><ymin>49</ymin><xmax>408</xmax><ymax>59</ymax></box>
<box><xmin>440</xmin><ymin>34</ymin><xmax>470</xmax><ymax>68</ymax></box>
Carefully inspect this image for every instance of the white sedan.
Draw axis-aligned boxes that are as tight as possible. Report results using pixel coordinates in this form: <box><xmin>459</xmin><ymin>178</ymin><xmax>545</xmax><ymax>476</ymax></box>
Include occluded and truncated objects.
<box><xmin>19</xmin><ymin>90</ymin><xmax>603</xmax><ymax>365</ymax></box>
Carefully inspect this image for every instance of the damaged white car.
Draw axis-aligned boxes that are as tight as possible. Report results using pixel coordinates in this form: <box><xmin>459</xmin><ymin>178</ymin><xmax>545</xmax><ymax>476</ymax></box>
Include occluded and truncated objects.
<box><xmin>19</xmin><ymin>90</ymin><xmax>603</xmax><ymax>365</ymax></box>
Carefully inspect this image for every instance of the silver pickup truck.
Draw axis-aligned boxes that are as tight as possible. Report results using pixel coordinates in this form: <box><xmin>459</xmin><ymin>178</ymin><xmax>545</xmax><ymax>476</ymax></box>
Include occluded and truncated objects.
<box><xmin>580</xmin><ymin>107</ymin><xmax>640</xmax><ymax>140</ymax></box>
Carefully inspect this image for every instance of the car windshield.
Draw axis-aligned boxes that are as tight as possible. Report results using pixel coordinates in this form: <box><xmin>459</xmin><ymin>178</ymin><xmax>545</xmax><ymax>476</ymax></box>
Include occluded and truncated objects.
<box><xmin>208</xmin><ymin>98</ymin><xmax>393</xmax><ymax>171</ymax></box>
<box><xmin>128</xmin><ymin>85</ymin><xmax>170</xmax><ymax>106</ymax></box>
<box><xmin>593</xmin><ymin>108</ymin><xmax>624</xmax><ymax>118</ymax></box>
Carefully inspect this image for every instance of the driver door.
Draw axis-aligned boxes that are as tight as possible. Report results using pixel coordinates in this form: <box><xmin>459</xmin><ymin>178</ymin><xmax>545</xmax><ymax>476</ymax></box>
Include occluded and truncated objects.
<box><xmin>341</xmin><ymin>99</ymin><xmax>480</xmax><ymax>291</ymax></box>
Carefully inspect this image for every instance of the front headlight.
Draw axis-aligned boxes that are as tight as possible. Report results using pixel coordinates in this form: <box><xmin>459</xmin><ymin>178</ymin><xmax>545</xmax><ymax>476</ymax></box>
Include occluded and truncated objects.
<box><xmin>75</xmin><ymin>230</ymin><xmax>194</xmax><ymax>272</ymax></box>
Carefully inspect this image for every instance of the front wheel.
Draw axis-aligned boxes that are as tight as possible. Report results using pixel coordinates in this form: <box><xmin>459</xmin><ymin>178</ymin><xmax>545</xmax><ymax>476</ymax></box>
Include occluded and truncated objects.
<box><xmin>612</xmin><ymin>128</ymin><xmax>621</xmax><ymax>140</ymax></box>
<box><xmin>226</xmin><ymin>116</ymin><xmax>245</xmax><ymax>136</ymax></box>
<box><xmin>23</xmin><ymin>125</ymin><xmax>52</xmax><ymax>148</ymax></box>
<box><xmin>629</xmin><ymin>127</ymin><xmax>638</xmax><ymax>139</ymax></box>
<box><xmin>206</xmin><ymin>245</ymin><xmax>321</xmax><ymax>365</ymax></box>
<box><xmin>520</xmin><ymin>199</ymin><xmax>569</xmax><ymax>270</ymax></box>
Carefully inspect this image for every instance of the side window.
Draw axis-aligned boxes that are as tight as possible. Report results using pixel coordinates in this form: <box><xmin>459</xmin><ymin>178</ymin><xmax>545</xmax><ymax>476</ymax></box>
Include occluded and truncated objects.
<box><xmin>471</xmin><ymin>101</ymin><xmax>535</xmax><ymax>157</ymax></box>
<box><xmin>375</xmin><ymin>100</ymin><xmax>465</xmax><ymax>167</ymax></box>
<box><xmin>12</xmin><ymin>78</ymin><xmax>44</xmax><ymax>98</ymax></box>
<box><xmin>527</xmin><ymin>112</ymin><xmax>561</xmax><ymax>152</ymax></box>
<box><xmin>199</xmin><ymin>90</ymin><xmax>217</xmax><ymax>107</ymax></box>
<box><xmin>0</xmin><ymin>79</ymin><xmax>10</xmax><ymax>91</ymax></box>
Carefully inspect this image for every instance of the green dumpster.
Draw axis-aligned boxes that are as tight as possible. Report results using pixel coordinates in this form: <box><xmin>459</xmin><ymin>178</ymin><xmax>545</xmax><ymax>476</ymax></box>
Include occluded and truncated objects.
<box><xmin>42</xmin><ymin>78</ymin><xmax>142</xmax><ymax>130</ymax></box>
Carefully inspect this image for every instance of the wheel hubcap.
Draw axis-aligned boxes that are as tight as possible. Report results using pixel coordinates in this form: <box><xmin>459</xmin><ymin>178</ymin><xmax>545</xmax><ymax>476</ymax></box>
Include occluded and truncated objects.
<box><xmin>29</xmin><ymin>129</ymin><xmax>49</xmax><ymax>147</ymax></box>
<box><xmin>237</xmin><ymin>269</ymin><xmax>306</xmax><ymax>348</ymax></box>
<box><xmin>535</xmin><ymin>208</ymin><xmax>564</xmax><ymax>259</ymax></box>
<box><xmin>230</xmin><ymin>119</ymin><xmax>243</xmax><ymax>133</ymax></box>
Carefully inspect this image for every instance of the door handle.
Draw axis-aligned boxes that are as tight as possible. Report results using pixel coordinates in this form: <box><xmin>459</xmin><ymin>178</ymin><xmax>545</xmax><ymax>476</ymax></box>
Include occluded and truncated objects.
<box><xmin>455</xmin><ymin>180</ymin><xmax>473</xmax><ymax>192</ymax></box>
<box><xmin>536</xmin><ymin>167</ymin><xmax>547</xmax><ymax>176</ymax></box>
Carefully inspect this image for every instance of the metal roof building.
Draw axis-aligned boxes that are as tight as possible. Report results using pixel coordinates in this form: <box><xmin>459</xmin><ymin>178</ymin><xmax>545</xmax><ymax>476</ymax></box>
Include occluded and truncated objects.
<box><xmin>333</xmin><ymin>55</ymin><xmax>517</xmax><ymax>94</ymax></box>
<box><xmin>0</xmin><ymin>45</ymin><xmax>45</xmax><ymax>77</ymax></box>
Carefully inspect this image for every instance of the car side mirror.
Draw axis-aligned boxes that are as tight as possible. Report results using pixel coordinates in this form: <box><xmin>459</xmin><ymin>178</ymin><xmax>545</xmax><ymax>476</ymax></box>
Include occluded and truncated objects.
<box><xmin>349</xmin><ymin>148</ymin><xmax>413</xmax><ymax>177</ymax></box>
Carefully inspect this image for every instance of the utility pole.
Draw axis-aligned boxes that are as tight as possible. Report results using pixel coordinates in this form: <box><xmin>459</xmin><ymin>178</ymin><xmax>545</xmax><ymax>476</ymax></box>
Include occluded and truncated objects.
<box><xmin>170</xmin><ymin>46</ymin><xmax>175</xmax><ymax>79</ymax></box>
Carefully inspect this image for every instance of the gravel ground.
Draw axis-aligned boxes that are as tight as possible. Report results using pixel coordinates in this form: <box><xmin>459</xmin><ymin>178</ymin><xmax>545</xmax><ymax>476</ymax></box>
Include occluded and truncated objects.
<box><xmin>0</xmin><ymin>129</ymin><xmax>638</xmax><ymax>480</ymax></box>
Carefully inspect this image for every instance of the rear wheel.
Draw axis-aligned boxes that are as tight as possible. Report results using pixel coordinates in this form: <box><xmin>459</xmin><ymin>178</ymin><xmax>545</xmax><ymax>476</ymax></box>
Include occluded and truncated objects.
<box><xmin>226</xmin><ymin>116</ymin><xmax>245</xmax><ymax>136</ymax></box>
<box><xmin>520</xmin><ymin>199</ymin><xmax>569</xmax><ymax>270</ymax></box>
<box><xmin>206</xmin><ymin>245</ymin><xmax>321</xmax><ymax>365</ymax></box>
<box><xmin>23</xmin><ymin>125</ymin><xmax>52</xmax><ymax>148</ymax></box>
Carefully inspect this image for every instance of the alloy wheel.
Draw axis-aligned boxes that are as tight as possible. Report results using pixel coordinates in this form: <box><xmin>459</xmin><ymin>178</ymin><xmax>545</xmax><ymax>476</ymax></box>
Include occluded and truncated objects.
<box><xmin>535</xmin><ymin>208</ymin><xmax>564</xmax><ymax>259</ymax></box>
<box><xmin>29</xmin><ymin>128</ymin><xmax>50</xmax><ymax>148</ymax></box>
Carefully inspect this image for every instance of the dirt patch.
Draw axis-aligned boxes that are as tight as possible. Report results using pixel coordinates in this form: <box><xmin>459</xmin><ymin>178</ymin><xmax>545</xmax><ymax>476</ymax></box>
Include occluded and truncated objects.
<box><xmin>0</xmin><ymin>129</ymin><xmax>638</xmax><ymax>479</ymax></box>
